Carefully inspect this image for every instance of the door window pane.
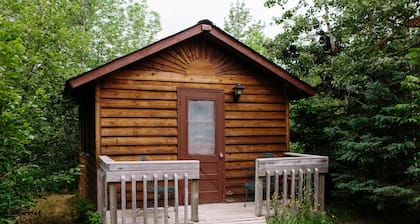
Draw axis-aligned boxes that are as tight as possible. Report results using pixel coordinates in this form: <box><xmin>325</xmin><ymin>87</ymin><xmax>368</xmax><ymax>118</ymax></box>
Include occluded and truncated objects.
<box><xmin>188</xmin><ymin>100</ymin><xmax>215</xmax><ymax>155</ymax></box>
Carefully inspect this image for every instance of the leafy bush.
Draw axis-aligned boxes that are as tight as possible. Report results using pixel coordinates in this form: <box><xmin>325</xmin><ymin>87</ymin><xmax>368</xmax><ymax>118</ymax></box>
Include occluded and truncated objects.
<box><xmin>267</xmin><ymin>193</ymin><xmax>334</xmax><ymax>224</ymax></box>
<box><xmin>71</xmin><ymin>194</ymin><xmax>101</xmax><ymax>224</ymax></box>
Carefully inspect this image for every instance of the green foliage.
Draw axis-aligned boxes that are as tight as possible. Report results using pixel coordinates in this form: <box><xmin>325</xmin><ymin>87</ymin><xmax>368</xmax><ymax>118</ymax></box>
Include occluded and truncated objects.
<box><xmin>224</xmin><ymin>0</ymin><xmax>270</xmax><ymax>56</ymax></box>
<box><xmin>72</xmin><ymin>194</ymin><xmax>101</xmax><ymax>224</ymax></box>
<box><xmin>268</xmin><ymin>193</ymin><xmax>334</xmax><ymax>224</ymax></box>
<box><xmin>0</xmin><ymin>0</ymin><xmax>160</xmax><ymax>222</ymax></box>
<box><xmin>265</xmin><ymin>0</ymin><xmax>420</xmax><ymax>215</ymax></box>
<box><xmin>86</xmin><ymin>210</ymin><xmax>102</xmax><ymax>224</ymax></box>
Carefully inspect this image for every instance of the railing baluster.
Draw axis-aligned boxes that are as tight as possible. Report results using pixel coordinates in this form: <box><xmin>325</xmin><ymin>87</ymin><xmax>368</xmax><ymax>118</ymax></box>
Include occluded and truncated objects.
<box><xmin>164</xmin><ymin>174</ymin><xmax>169</xmax><ymax>224</ymax></box>
<box><xmin>191</xmin><ymin>178</ymin><xmax>199</xmax><ymax>222</ymax></box>
<box><xmin>306</xmin><ymin>168</ymin><xmax>312</xmax><ymax>203</ymax></box>
<box><xmin>290</xmin><ymin>169</ymin><xmax>296</xmax><ymax>210</ymax></box>
<box><xmin>274</xmin><ymin>170</ymin><xmax>279</xmax><ymax>198</ymax></box>
<box><xmin>109</xmin><ymin>183</ymin><xmax>117</xmax><ymax>224</ymax></box>
<box><xmin>314</xmin><ymin>168</ymin><xmax>319</xmax><ymax>211</ymax></box>
<box><xmin>154</xmin><ymin>174</ymin><xmax>158</xmax><ymax>224</ymax></box>
<box><xmin>121</xmin><ymin>175</ymin><xmax>126</xmax><ymax>224</ymax></box>
<box><xmin>131</xmin><ymin>175</ymin><xmax>136</xmax><ymax>224</ymax></box>
<box><xmin>265</xmin><ymin>170</ymin><xmax>271</xmax><ymax>215</ymax></box>
<box><xmin>298</xmin><ymin>168</ymin><xmax>303</xmax><ymax>203</ymax></box>
<box><xmin>184</xmin><ymin>174</ymin><xmax>188</xmax><ymax>224</ymax></box>
<box><xmin>174</xmin><ymin>174</ymin><xmax>179</xmax><ymax>224</ymax></box>
<box><xmin>253</xmin><ymin>154</ymin><xmax>328</xmax><ymax>217</ymax></box>
<box><xmin>282</xmin><ymin>169</ymin><xmax>287</xmax><ymax>208</ymax></box>
<box><xmin>143</xmin><ymin>175</ymin><xmax>148</xmax><ymax>224</ymax></box>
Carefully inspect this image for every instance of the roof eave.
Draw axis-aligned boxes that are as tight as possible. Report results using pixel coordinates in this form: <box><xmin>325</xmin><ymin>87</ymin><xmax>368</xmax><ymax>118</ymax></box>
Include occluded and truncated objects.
<box><xmin>65</xmin><ymin>20</ymin><xmax>315</xmax><ymax>99</ymax></box>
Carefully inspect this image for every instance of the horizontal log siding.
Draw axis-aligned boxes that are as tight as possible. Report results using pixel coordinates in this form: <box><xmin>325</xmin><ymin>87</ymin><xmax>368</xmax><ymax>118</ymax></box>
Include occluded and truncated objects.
<box><xmin>98</xmin><ymin>37</ymin><xmax>289</xmax><ymax>202</ymax></box>
<box><xmin>79</xmin><ymin>155</ymin><xmax>97</xmax><ymax>203</ymax></box>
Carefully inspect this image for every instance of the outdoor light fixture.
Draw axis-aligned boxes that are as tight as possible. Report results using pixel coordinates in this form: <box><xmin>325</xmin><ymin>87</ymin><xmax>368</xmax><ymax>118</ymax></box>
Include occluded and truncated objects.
<box><xmin>233</xmin><ymin>83</ymin><xmax>244</xmax><ymax>102</ymax></box>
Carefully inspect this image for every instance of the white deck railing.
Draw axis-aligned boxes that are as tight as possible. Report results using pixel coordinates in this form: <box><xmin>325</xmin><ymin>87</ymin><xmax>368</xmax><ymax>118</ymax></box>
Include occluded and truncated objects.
<box><xmin>98</xmin><ymin>156</ymin><xmax>200</xmax><ymax>224</ymax></box>
<box><xmin>255</xmin><ymin>152</ymin><xmax>329</xmax><ymax>216</ymax></box>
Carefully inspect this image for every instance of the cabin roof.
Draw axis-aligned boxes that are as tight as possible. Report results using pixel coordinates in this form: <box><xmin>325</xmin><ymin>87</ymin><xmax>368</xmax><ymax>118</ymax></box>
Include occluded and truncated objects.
<box><xmin>65</xmin><ymin>19</ymin><xmax>315</xmax><ymax>100</ymax></box>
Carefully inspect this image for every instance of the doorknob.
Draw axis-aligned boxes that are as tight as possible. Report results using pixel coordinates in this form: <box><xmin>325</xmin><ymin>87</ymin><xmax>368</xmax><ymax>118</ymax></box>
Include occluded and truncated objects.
<box><xmin>219</xmin><ymin>152</ymin><xmax>224</xmax><ymax>158</ymax></box>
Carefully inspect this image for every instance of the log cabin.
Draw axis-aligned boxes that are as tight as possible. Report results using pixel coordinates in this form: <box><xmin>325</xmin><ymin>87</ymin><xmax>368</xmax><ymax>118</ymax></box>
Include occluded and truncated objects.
<box><xmin>65</xmin><ymin>19</ymin><xmax>316</xmax><ymax>207</ymax></box>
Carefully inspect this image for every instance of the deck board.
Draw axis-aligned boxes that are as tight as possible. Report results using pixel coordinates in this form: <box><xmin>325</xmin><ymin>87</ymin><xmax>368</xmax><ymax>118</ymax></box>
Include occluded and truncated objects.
<box><xmin>107</xmin><ymin>202</ymin><xmax>266</xmax><ymax>224</ymax></box>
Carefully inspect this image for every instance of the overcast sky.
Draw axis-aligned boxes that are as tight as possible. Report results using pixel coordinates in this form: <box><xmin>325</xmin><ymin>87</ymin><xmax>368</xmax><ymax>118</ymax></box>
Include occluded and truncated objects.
<box><xmin>148</xmin><ymin>0</ymin><xmax>285</xmax><ymax>39</ymax></box>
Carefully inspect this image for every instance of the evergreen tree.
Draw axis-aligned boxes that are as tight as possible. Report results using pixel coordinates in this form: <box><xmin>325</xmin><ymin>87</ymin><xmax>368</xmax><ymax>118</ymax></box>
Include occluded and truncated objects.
<box><xmin>265</xmin><ymin>0</ymin><xmax>419</xmax><ymax>216</ymax></box>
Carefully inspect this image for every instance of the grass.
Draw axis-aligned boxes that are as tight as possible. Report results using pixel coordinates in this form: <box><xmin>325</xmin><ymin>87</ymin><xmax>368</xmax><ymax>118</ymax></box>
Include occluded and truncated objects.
<box><xmin>15</xmin><ymin>194</ymin><xmax>77</xmax><ymax>224</ymax></box>
<box><xmin>14</xmin><ymin>193</ymin><xmax>100</xmax><ymax>224</ymax></box>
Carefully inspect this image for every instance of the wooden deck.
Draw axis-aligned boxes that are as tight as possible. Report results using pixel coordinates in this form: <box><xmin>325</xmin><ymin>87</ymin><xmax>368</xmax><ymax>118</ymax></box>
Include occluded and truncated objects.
<box><xmin>106</xmin><ymin>202</ymin><xmax>266</xmax><ymax>224</ymax></box>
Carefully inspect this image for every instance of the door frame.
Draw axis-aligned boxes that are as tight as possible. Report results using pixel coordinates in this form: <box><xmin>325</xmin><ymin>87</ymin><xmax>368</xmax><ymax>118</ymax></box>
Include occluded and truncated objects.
<box><xmin>177</xmin><ymin>88</ymin><xmax>225</xmax><ymax>203</ymax></box>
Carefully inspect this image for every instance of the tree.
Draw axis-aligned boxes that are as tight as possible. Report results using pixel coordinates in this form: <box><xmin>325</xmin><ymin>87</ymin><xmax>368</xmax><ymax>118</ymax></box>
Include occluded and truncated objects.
<box><xmin>0</xmin><ymin>0</ymin><xmax>160</xmax><ymax>221</ymax></box>
<box><xmin>265</xmin><ymin>0</ymin><xmax>420</xmax><ymax>217</ymax></box>
<box><xmin>224</xmin><ymin>0</ymin><xmax>270</xmax><ymax>56</ymax></box>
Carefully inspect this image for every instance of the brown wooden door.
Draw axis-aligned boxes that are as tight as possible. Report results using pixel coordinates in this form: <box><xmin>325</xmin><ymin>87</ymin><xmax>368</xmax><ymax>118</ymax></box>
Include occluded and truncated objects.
<box><xmin>178</xmin><ymin>88</ymin><xmax>225</xmax><ymax>203</ymax></box>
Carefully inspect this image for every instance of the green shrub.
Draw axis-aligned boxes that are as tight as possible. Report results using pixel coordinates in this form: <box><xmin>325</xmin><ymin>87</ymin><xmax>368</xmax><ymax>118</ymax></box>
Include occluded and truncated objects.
<box><xmin>267</xmin><ymin>193</ymin><xmax>334</xmax><ymax>224</ymax></box>
<box><xmin>71</xmin><ymin>194</ymin><xmax>100</xmax><ymax>224</ymax></box>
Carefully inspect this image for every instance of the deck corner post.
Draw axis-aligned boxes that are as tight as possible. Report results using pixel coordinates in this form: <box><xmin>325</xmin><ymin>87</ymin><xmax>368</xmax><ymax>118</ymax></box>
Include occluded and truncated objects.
<box><xmin>191</xmin><ymin>179</ymin><xmax>199</xmax><ymax>222</ymax></box>
<box><xmin>109</xmin><ymin>182</ymin><xmax>117</xmax><ymax>224</ymax></box>
<box><xmin>255</xmin><ymin>159</ymin><xmax>263</xmax><ymax>216</ymax></box>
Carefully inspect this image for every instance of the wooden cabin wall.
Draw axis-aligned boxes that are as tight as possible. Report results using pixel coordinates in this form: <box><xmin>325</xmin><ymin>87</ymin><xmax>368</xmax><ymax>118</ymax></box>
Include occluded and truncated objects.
<box><xmin>97</xmin><ymin>37</ymin><xmax>289</xmax><ymax>202</ymax></box>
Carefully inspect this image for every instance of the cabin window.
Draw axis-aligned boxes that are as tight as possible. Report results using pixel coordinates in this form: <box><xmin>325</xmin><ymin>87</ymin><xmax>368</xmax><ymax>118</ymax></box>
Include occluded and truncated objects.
<box><xmin>178</xmin><ymin>88</ymin><xmax>224</xmax><ymax>158</ymax></box>
<box><xmin>188</xmin><ymin>100</ymin><xmax>215</xmax><ymax>155</ymax></box>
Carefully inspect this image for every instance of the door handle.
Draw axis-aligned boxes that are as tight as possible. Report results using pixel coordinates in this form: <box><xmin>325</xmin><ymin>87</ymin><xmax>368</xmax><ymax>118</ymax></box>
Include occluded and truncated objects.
<box><xmin>219</xmin><ymin>152</ymin><xmax>224</xmax><ymax>158</ymax></box>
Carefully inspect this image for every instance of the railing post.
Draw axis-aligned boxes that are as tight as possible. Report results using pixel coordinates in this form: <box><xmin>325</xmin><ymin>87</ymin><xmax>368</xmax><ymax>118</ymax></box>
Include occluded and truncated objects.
<box><xmin>97</xmin><ymin>168</ymin><xmax>106</xmax><ymax>224</ymax></box>
<box><xmin>191</xmin><ymin>179</ymin><xmax>199</xmax><ymax>222</ymax></box>
<box><xmin>109</xmin><ymin>183</ymin><xmax>117</xmax><ymax>224</ymax></box>
<box><xmin>255</xmin><ymin>159</ymin><xmax>263</xmax><ymax>216</ymax></box>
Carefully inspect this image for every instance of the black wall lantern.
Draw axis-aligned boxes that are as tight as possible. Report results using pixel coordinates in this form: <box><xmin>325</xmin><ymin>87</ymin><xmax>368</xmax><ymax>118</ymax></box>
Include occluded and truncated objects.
<box><xmin>233</xmin><ymin>83</ymin><xmax>244</xmax><ymax>102</ymax></box>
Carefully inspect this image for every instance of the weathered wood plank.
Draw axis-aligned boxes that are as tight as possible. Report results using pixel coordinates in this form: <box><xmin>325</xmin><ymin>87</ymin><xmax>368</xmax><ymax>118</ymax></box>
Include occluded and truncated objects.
<box><xmin>101</xmin><ymin>146</ymin><xmax>177</xmax><ymax>155</ymax></box>
<box><xmin>226</xmin><ymin>111</ymin><xmax>286</xmax><ymax>120</ymax></box>
<box><xmin>225</xmin><ymin>169</ymin><xmax>254</xmax><ymax>179</ymax></box>
<box><xmin>223</xmin><ymin>94</ymin><xmax>284</xmax><ymax>103</ymax></box>
<box><xmin>101</xmin><ymin>118</ymin><xmax>177</xmax><ymax>127</ymax></box>
<box><xmin>100</xmin><ymin>99</ymin><xmax>176</xmax><ymax>109</ymax></box>
<box><xmin>225</xmin><ymin>144</ymin><xmax>287</xmax><ymax>153</ymax></box>
<box><xmin>225</xmin><ymin>161</ymin><xmax>255</xmax><ymax>170</ymax></box>
<box><xmin>101</xmin><ymin>89</ymin><xmax>176</xmax><ymax>100</ymax></box>
<box><xmin>225</xmin><ymin>120</ymin><xmax>286</xmax><ymax>128</ymax></box>
<box><xmin>225</xmin><ymin>152</ymin><xmax>284</xmax><ymax>162</ymax></box>
<box><xmin>225</xmin><ymin>103</ymin><xmax>286</xmax><ymax>111</ymax></box>
<box><xmin>101</xmin><ymin>137</ymin><xmax>177</xmax><ymax>146</ymax></box>
<box><xmin>101</xmin><ymin>108</ymin><xmax>177</xmax><ymax>118</ymax></box>
<box><xmin>101</xmin><ymin>127</ymin><xmax>177</xmax><ymax>137</ymax></box>
<box><xmin>226</xmin><ymin>136</ymin><xmax>286</xmax><ymax>145</ymax></box>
